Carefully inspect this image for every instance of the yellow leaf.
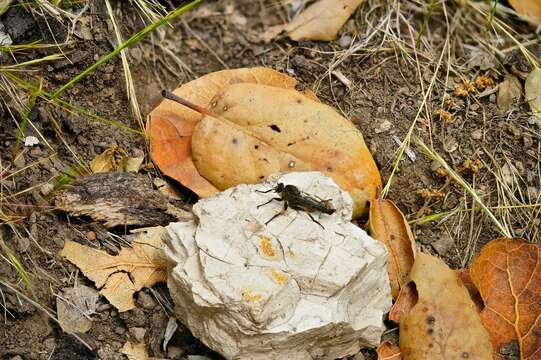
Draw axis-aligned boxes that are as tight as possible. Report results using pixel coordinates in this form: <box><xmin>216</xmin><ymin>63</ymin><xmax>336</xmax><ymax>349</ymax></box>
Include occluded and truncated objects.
<box><xmin>60</xmin><ymin>227</ymin><xmax>166</xmax><ymax>312</ymax></box>
<box><xmin>148</xmin><ymin>67</ymin><xmax>381</xmax><ymax>218</ymax></box>
<box><xmin>287</xmin><ymin>0</ymin><xmax>366</xmax><ymax>41</ymax></box>
<box><xmin>121</xmin><ymin>341</ymin><xmax>166</xmax><ymax>360</ymax></box>
<box><xmin>118</xmin><ymin>156</ymin><xmax>144</xmax><ymax>172</ymax></box>
<box><xmin>508</xmin><ymin>0</ymin><xmax>541</xmax><ymax>25</ymax></box>
<box><xmin>525</xmin><ymin>68</ymin><xmax>541</xmax><ymax>118</ymax></box>
<box><xmin>90</xmin><ymin>147</ymin><xmax>116</xmax><ymax>173</ymax></box>
<box><xmin>369</xmin><ymin>199</ymin><xmax>416</xmax><ymax>298</ymax></box>
<box><xmin>398</xmin><ymin>253</ymin><xmax>493</xmax><ymax>359</ymax></box>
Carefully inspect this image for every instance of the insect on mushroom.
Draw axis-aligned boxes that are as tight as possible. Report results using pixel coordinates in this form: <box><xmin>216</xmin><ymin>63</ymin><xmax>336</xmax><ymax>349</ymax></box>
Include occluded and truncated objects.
<box><xmin>256</xmin><ymin>183</ymin><xmax>335</xmax><ymax>228</ymax></box>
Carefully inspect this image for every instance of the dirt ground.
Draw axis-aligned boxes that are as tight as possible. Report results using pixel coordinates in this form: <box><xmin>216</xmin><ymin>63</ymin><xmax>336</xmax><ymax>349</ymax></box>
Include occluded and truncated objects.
<box><xmin>1</xmin><ymin>0</ymin><xmax>540</xmax><ymax>359</ymax></box>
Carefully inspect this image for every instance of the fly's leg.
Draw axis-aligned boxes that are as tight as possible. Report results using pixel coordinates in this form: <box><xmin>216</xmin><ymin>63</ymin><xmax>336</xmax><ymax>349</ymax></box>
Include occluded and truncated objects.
<box><xmin>257</xmin><ymin>197</ymin><xmax>283</xmax><ymax>209</ymax></box>
<box><xmin>256</xmin><ymin>187</ymin><xmax>275</xmax><ymax>194</ymax></box>
<box><xmin>264</xmin><ymin>200</ymin><xmax>289</xmax><ymax>226</ymax></box>
<box><xmin>306</xmin><ymin>213</ymin><xmax>324</xmax><ymax>229</ymax></box>
<box><xmin>264</xmin><ymin>212</ymin><xmax>282</xmax><ymax>225</ymax></box>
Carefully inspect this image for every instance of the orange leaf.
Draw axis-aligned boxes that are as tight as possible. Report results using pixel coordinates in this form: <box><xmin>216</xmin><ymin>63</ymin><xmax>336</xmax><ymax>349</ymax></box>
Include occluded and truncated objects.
<box><xmin>398</xmin><ymin>253</ymin><xmax>493</xmax><ymax>359</ymax></box>
<box><xmin>148</xmin><ymin>67</ymin><xmax>381</xmax><ymax>217</ymax></box>
<box><xmin>388</xmin><ymin>281</ymin><xmax>417</xmax><ymax>324</ymax></box>
<box><xmin>469</xmin><ymin>237</ymin><xmax>541</xmax><ymax>359</ymax></box>
<box><xmin>508</xmin><ymin>0</ymin><xmax>541</xmax><ymax>25</ymax></box>
<box><xmin>377</xmin><ymin>341</ymin><xmax>402</xmax><ymax>360</ymax></box>
<box><xmin>286</xmin><ymin>0</ymin><xmax>366</xmax><ymax>41</ymax></box>
<box><xmin>147</xmin><ymin>67</ymin><xmax>310</xmax><ymax>198</ymax></box>
<box><xmin>369</xmin><ymin>199</ymin><xmax>415</xmax><ymax>298</ymax></box>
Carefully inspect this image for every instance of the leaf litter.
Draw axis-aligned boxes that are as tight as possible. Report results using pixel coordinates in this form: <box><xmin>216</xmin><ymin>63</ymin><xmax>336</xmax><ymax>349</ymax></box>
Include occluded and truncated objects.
<box><xmin>61</xmin><ymin>227</ymin><xmax>167</xmax><ymax>312</ymax></box>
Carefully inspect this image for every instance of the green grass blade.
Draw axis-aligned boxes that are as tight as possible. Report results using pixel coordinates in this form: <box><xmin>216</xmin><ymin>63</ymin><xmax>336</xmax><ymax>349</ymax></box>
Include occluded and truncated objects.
<box><xmin>51</xmin><ymin>0</ymin><xmax>201</xmax><ymax>98</ymax></box>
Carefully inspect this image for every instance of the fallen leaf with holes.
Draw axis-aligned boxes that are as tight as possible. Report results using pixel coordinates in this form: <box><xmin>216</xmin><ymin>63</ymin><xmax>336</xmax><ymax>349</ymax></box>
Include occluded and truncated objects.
<box><xmin>286</xmin><ymin>0</ymin><xmax>366</xmax><ymax>41</ymax></box>
<box><xmin>525</xmin><ymin>68</ymin><xmax>541</xmax><ymax>118</ymax></box>
<box><xmin>377</xmin><ymin>341</ymin><xmax>402</xmax><ymax>360</ymax></box>
<box><xmin>369</xmin><ymin>199</ymin><xmax>415</xmax><ymax>298</ymax></box>
<box><xmin>90</xmin><ymin>147</ymin><xmax>144</xmax><ymax>174</ymax></box>
<box><xmin>148</xmin><ymin>67</ymin><xmax>380</xmax><ymax>217</ymax></box>
<box><xmin>397</xmin><ymin>253</ymin><xmax>493</xmax><ymax>359</ymax></box>
<box><xmin>508</xmin><ymin>0</ymin><xmax>541</xmax><ymax>25</ymax></box>
<box><xmin>469</xmin><ymin>237</ymin><xmax>541</xmax><ymax>359</ymax></box>
<box><xmin>61</xmin><ymin>227</ymin><xmax>166</xmax><ymax>312</ymax></box>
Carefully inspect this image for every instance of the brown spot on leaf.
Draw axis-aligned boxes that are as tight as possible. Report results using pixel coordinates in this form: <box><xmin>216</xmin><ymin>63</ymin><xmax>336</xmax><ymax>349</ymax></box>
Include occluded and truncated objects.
<box><xmin>269</xmin><ymin>124</ymin><xmax>281</xmax><ymax>132</ymax></box>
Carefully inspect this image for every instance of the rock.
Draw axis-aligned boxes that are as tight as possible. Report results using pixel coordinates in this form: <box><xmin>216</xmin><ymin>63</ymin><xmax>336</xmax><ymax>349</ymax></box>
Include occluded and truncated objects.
<box><xmin>164</xmin><ymin>172</ymin><xmax>392</xmax><ymax>360</ymax></box>
<box><xmin>528</xmin><ymin>115</ymin><xmax>541</xmax><ymax>127</ymax></box>
<box><xmin>136</xmin><ymin>291</ymin><xmax>156</xmax><ymax>310</ymax></box>
<box><xmin>85</xmin><ymin>231</ymin><xmax>97</xmax><ymax>241</ymax></box>
<box><xmin>115</xmin><ymin>326</ymin><xmax>126</xmax><ymax>335</ymax></box>
<box><xmin>431</xmin><ymin>233</ymin><xmax>455</xmax><ymax>256</ymax></box>
<box><xmin>471</xmin><ymin>129</ymin><xmax>483</xmax><ymax>140</ymax></box>
<box><xmin>168</xmin><ymin>346</ymin><xmax>185</xmax><ymax>359</ymax></box>
<box><xmin>40</xmin><ymin>183</ymin><xmax>54</xmax><ymax>196</ymax></box>
<box><xmin>339</xmin><ymin>34</ymin><xmax>353</xmax><ymax>48</ymax></box>
<box><xmin>129</xmin><ymin>327</ymin><xmax>146</xmax><ymax>342</ymax></box>
<box><xmin>374</xmin><ymin>119</ymin><xmax>392</xmax><ymax>133</ymax></box>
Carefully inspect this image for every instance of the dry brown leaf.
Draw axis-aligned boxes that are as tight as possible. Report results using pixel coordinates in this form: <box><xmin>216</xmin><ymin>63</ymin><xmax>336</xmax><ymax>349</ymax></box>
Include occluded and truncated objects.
<box><xmin>90</xmin><ymin>147</ymin><xmax>144</xmax><ymax>173</ymax></box>
<box><xmin>56</xmin><ymin>284</ymin><xmax>99</xmax><ymax>334</ymax></box>
<box><xmin>398</xmin><ymin>253</ymin><xmax>493</xmax><ymax>359</ymax></box>
<box><xmin>525</xmin><ymin>68</ymin><xmax>541</xmax><ymax>118</ymax></box>
<box><xmin>122</xmin><ymin>341</ymin><xmax>165</xmax><ymax>360</ymax></box>
<box><xmin>497</xmin><ymin>74</ymin><xmax>522</xmax><ymax>112</ymax></box>
<box><xmin>148</xmin><ymin>67</ymin><xmax>381</xmax><ymax>217</ymax></box>
<box><xmin>286</xmin><ymin>0</ymin><xmax>366</xmax><ymax>41</ymax></box>
<box><xmin>377</xmin><ymin>341</ymin><xmax>402</xmax><ymax>360</ymax></box>
<box><xmin>369</xmin><ymin>199</ymin><xmax>415</xmax><ymax>298</ymax></box>
<box><xmin>90</xmin><ymin>147</ymin><xmax>116</xmax><ymax>173</ymax></box>
<box><xmin>388</xmin><ymin>281</ymin><xmax>417</xmax><ymax>324</ymax></box>
<box><xmin>61</xmin><ymin>227</ymin><xmax>166</xmax><ymax>312</ymax></box>
<box><xmin>508</xmin><ymin>0</ymin><xmax>541</xmax><ymax>25</ymax></box>
<box><xmin>469</xmin><ymin>237</ymin><xmax>541</xmax><ymax>359</ymax></box>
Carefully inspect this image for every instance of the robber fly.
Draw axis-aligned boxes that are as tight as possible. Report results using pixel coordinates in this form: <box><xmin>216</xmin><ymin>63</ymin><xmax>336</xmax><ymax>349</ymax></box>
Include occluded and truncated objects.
<box><xmin>256</xmin><ymin>183</ymin><xmax>335</xmax><ymax>228</ymax></box>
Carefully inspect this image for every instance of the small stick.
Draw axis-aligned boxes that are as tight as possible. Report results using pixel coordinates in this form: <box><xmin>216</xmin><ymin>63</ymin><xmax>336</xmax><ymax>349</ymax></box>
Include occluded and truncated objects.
<box><xmin>161</xmin><ymin>90</ymin><xmax>217</xmax><ymax>117</ymax></box>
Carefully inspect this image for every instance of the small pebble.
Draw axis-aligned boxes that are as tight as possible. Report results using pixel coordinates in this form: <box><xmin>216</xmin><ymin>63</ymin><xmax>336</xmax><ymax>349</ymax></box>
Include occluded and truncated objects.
<box><xmin>85</xmin><ymin>231</ymin><xmax>97</xmax><ymax>241</ymax></box>
<box><xmin>470</xmin><ymin>103</ymin><xmax>479</xmax><ymax>111</ymax></box>
<box><xmin>489</xmin><ymin>93</ymin><xmax>496</xmax><ymax>103</ymax></box>
<box><xmin>129</xmin><ymin>327</ymin><xmax>146</xmax><ymax>342</ymax></box>
<box><xmin>374</xmin><ymin>119</ymin><xmax>392</xmax><ymax>133</ymax></box>
<box><xmin>40</xmin><ymin>183</ymin><xmax>54</xmax><ymax>196</ymax></box>
<box><xmin>115</xmin><ymin>326</ymin><xmax>126</xmax><ymax>335</ymax></box>
<box><xmin>527</xmin><ymin>115</ymin><xmax>541</xmax><ymax>127</ymax></box>
<box><xmin>471</xmin><ymin>129</ymin><xmax>483</xmax><ymax>140</ymax></box>
<box><xmin>338</xmin><ymin>34</ymin><xmax>352</xmax><ymax>48</ymax></box>
<box><xmin>97</xmin><ymin>303</ymin><xmax>112</xmax><ymax>312</ymax></box>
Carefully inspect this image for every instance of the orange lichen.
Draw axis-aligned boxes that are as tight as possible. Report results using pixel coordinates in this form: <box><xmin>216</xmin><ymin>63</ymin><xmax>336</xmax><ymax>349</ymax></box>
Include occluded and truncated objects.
<box><xmin>241</xmin><ymin>288</ymin><xmax>262</xmax><ymax>302</ymax></box>
<box><xmin>271</xmin><ymin>269</ymin><xmax>288</xmax><ymax>284</ymax></box>
<box><xmin>260</xmin><ymin>236</ymin><xmax>276</xmax><ymax>257</ymax></box>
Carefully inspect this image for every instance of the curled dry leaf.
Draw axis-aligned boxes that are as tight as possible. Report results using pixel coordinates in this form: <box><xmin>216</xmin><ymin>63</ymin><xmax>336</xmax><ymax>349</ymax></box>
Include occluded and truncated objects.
<box><xmin>90</xmin><ymin>147</ymin><xmax>116</xmax><ymax>173</ymax></box>
<box><xmin>286</xmin><ymin>0</ymin><xmax>366</xmax><ymax>41</ymax></box>
<box><xmin>90</xmin><ymin>146</ymin><xmax>144</xmax><ymax>174</ymax></box>
<box><xmin>148</xmin><ymin>67</ymin><xmax>380</xmax><ymax>217</ymax></box>
<box><xmin>377</xmin><ymin>341</ymin><xmax>402</xmax><ymax>360</ymax></box>
<box><xmin>61</xmin><ymin>227</ymin><xmax>166</xmax><ymax>312</ymax></box>
<box><xmin>397</xmin><ymin>253</ymin><xmax>493</xmax><ymax>359</ymax></box>
<box><xmin>369</xmin><ymin>199</ymin><xmax>415</xmax><ymax>298</ymax></box>
<box><xmin>525</xmin><ymin>68</ymin><xmax>541</xmax><ymax>118</ymax></box>
<box><xmin>469</xmin><ymin>237</ymin><xmax>541</xmax><ymax>359</ymax></box>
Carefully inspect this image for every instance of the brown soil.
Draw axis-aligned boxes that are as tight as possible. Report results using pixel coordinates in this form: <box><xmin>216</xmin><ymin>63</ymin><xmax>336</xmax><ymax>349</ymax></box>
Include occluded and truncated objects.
<box><xmin>1</xmin><ymin>0</ymin><xmax>539</xmax><ymax>359</ymax></box>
